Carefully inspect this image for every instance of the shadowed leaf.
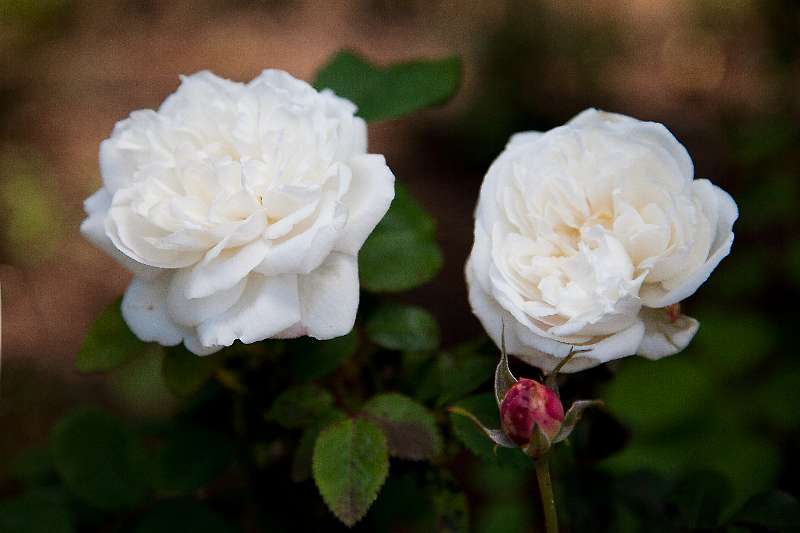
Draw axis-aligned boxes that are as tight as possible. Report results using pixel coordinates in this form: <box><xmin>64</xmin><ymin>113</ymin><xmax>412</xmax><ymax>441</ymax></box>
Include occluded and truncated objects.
<box><xmin>315</xmin><ymin>51</ymin><xmax>461</xmax><ymax>122</ymax></box>
<box><xmin>134</xmin><ymin>500</ymin><xmax>233</xmax><ymax>533</ymax></box>
<box><xmin>268</xmin><ymin>384</ymin><xmax>334</xmax><ymax>429</ymax></box>
<box><xmin>162</xmin><ymin>345</ymin><xmax>224</xmax><ymax>397</ymax></box>
<box><xmin>76</xmin><ymin>298</ymin><xmax>146</xmax><ymax>373</ymax></box>
<box><xmin>313</xmin><ymin>418</ymin><xmax>389</xmax><ymax>527</ymax></box>
<box><xmin>433</xmin><ymin>486</ymin><xmax>469</xmax><ymax>533</ymax></box>
<box><xmin>359</xmin><ymin>184</ymin><xmax>443</xmax><ymax>292</ymax></box>
<box><xmin>288</xmin><ymin>331</ymin><xmax>358</xmax><ymax>381</ymax></box>
<box><xmin>0</xmin><ymin>488</ymin><xmax>75</xmax><ymax>533</ymax></box>
<box><xmin>153</xmin><ymin>426</ymin><xmax>235</xmax><ymax>494</ymax></box>
<box><xmin>51</xmin><ymin>408</ymin><xmax>149</xmax><ymax>510</ymax></box>
<box><xmin>363</xmin><ymin>393</ymin><xmax>443</xmax><ymax>460</ymax></box>
<box><xmin>433</xmin><ymin>350</ymin><xmax>495</xmax><ymax>407</ymax></box>
<box><xmin>366</xmin><ymin>304</ymin><xmax>440</xmax><ymax>352</ymax></box>
<box><xmin>732</xmin><ymin>490</ymin><xmax>800</xmax><ymax>531</ymax></box>
<box><xmin>292</xmin><ymin>410</ymin><xmax>346</xmax><ymax>482</ymax></box>
<box><xmin>670</xmin><ymin>469</ymin><xmax>734</xmax><ymax>529</ymax></box>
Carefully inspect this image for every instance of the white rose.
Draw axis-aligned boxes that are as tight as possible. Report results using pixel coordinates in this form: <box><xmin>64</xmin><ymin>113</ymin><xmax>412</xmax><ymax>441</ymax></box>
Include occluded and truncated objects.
<box><xmin>466</xmin><ymin>109</ymin><xmax>737</xmax><ymax>372</ymax></box>
<box><xmin>81</xmin><ymin>70</ymin><xmax>394</xmax><ymax>355</ymax></box>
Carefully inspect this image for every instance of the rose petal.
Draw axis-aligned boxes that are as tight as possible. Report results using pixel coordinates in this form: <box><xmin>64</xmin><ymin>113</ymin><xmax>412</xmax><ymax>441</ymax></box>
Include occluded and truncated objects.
<box><xmin>167</xmin><ymin>268</ymin><xmax>247</xmax><ymax>327</ymax></box>
<box><xmin>80</xmin><ymin>189</ymin><xmax>162</xmax><ymax>280</ymax></box>
<box><xmin>185</xmin><ymin>239</ymin><xmax>268</xmax><ymax>299</ymax></box>
<box><xmin>106</xmin><ymin>205</ymin><xmax>203</xmax><ymax>268</ymax></box>
<box><xmin>121</xmin><ymin>274</ymin><xmax>187</xmax><ymax>346</ymax></box>
<box><xmin>255</xmin><ymin>202</ymin><xmax>346</xmax><ymax>276</ymax></box>
<box><xmin>506</xmin><ymin>131</ymin><xmax>543</xmax><ymax>151</ymax></box>
<box><xmin>637</xmin><ymin>307</ymin><xmax>699</xmax><ymax>360</ymax></box>
<box><xmin>467</xmin><ymin>257</ymin><xmax>572</xmax><ymax>360</ymax></box>
<box><xmin>183</xmin><ymin>333</ymin><xmax>222</xmax><ymax>356</ymax></box>
<box><xmin>197</xmin><ymin>274</ymin><xmax>301</xmax><ymax>347</ymax></box>
<box><xmin>568</xmin><ymin>108</ymin><xmax>694</xmax><ymax>185</ymax></box>
<box><xmin>298</xmin><ymin>252</ymin><xmax>359</xmax><ymax>339</ymax></box>
<box><xmin>571</xmin><ymin>320</ymin><xmax>646</xmax><ymax>365</ymax></box>
<box><xmin>99</xmin><ymin>139</ymin><xmax>136</xmax><ymax>194</ymax></box>
<box><xmin>334</xmin><ymin>154</ymin><xmax>395</xmax><ymax>255</ymax></box>
<box><xmin>352</xmin><ymin>116</ymin><xmax>368</xmax><ymax>155</ymax></box>
<box><xmin>640</xmin><ymin>184</ymin><xmax>737</xmax><ymax>307</ymax></box>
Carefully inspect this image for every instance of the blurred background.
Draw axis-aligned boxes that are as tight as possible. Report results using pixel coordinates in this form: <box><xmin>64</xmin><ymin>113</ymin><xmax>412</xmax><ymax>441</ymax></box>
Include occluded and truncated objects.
<box><xmin>1</xmin><ymin>0</ymin><xmax>799</xmax><ymax>530</ymax></box>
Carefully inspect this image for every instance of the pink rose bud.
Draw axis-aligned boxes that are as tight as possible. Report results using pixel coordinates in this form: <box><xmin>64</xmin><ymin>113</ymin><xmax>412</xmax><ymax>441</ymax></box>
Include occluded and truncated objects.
<box><xmin>500</xmin><ymin>378</ymin><xmax>565</xmax><ymax>446</ymax></box>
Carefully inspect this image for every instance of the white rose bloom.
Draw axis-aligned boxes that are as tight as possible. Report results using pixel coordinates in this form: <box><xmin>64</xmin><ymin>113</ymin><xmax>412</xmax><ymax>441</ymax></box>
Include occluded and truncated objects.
<box><xmin>81</xmin><ymin>70</ymin><xmax>394</xmax><ymax>355</ymax></box>
<box><xmin>466</xmin><ymin>109</ymin><xmax>737</xmax><ymax>372</ymax></box>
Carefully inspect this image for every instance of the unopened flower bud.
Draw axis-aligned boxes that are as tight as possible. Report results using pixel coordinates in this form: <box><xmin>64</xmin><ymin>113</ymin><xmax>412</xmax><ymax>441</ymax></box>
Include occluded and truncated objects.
<box><xmin>500</xmin><ymin>379</ymin><xmax>565</xmax><ymax>446</ymax></box>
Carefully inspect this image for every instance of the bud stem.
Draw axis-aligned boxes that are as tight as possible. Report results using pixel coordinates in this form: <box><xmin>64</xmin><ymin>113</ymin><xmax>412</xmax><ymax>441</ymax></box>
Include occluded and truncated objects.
<box><xmin>535</xmin><ymin>456</ymin><xmax>559</xmax><ymax>533</ymax></box>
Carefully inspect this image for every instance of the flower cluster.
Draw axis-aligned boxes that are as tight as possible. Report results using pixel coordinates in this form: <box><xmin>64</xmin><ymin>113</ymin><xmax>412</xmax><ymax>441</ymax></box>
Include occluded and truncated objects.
<box><xmin>82</xmin><ymin>73</ymin><xmax>736</xmax><ymax>373</ymax></box>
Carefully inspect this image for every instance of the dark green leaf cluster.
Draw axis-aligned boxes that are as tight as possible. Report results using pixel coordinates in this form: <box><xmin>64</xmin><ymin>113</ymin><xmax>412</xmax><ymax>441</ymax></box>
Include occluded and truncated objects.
<box><xmin>2</xmin><ymin>407</ymin><xmax>237</xmax><ymax>532</ymax></box>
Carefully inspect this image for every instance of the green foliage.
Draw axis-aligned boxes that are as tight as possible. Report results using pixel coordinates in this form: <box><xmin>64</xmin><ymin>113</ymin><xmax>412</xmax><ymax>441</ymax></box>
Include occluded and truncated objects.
<box><xmin>268</xmin><ymin>384</ymin><xmax>334</xmax><ymax>429</ymax></box>
<box><xmin>432</xmin><ymin>486</ymin><xmax>470</xmax><ymax>533</ymax></box>
<box><xmin>694</xmin><ymin>311</ymin><xmax>776</xmax><ymax>379</ymax></box>
<box><xmin>603</xmin><ymin>355</ymin><xmax>709</xmax><ymax>431</ymax></box>
<box><xmin>76</xmin><ymin>298</ymin><xmax>146</xmax><ymax>373</ymax></box>
<box><xmin>9</xmin><ymin>444</ymin><xmax>55</xmax><ymax>486</ymax></box>
<box><xmin>476</xmin><ymin>501</ymin><xmax>531</xmax><ymax>533</ymax></box>
<box><xmin>449</xmin><ymin>393</ymin><xmax>530</xmax><ymax>469</ymax></box>
<box><xmin>365</xmin><ymin>473</ymin><xmax>436</xmax><ymax>530</ymax></box>
<box><xmin>731</xmin><ymin>490</ymin><xmax>800</xmax><ymax>531</ymax></box>
<box><xmin>108</xmin><ymin>346</ymin><xmax>176</xmax><ymax>418</ymax></box>
<box><xmin>134</xmin><ymin>500</ymin><xmax>233</xmax><ymax>533</ymax></box>
<box><xmin>751</xmin><ymin>365</ymin><xmax>800</xmax><ymax>430</ymax></box>
<box><xmin>153</xmin><ymin>426</ymin><xmax>235</xmax><ymax>494</ymax></box>
<box><xmin>288</xmin><ymin>331</ymin><xmax>358</xmax><ymax>381</ymax></box>
<box><xmin>162</xmin><ymin>345</ymin><xmax>224</xmax><ymax>397</ymax></box>
<box><xmin>360</xmin><ymin>184</ymin><xmax>444</xmax><ymax>292</ymax></box>
<box><xmin>611</xmin><ymin>470</ymin><xmax>672</xmax><ymax>530</ymax></box>
<box><xmin>366</xmin><ymin>303</ymin><xmax>440</xmax><ymax>352</ymax></box>
<box><xmin>603</xmin><ymin>335</ymin><xmax>782</xmax><ymax>502</ymax></box>
<box><xmin>312</xmin><ymin>418</ymin><xmax>390</xmax><ymax>527</ymax></box>
<box><xmin>670</xmin><ymin>470</ymin><xmax>734</xmax><ymax>529</ymax></box>
<box><xmin>0</xmin><ymin>488</ymin><xmax>75</xmax><ymax>533</ymax></box>
<box><xmin>417</xmin><ymin>345</ymin><xmax>495</xmax><ymax>407</ymax></box>
<box><xmin>729</xmin><ymin>117</ymin><xmax>797</xmax><ymax>166</ymax></box>
<box><xmin>291</xmin><ymin>409</ymin><xmax>346</xmax><ymax>482</ymax></box>
<box><xmin>51</xmin><ymin>408</ymin><xmax>149</xmax><ymax>510</ymax></box>
<box><xmin>314</xmin><ymin>50</ymin><xmax>461</xmax><ymax>122</ymax></box>
<box><xmin>363</xmin><ymin>393</ymin><xmax>442</xmax><ymax>460</ymax></box>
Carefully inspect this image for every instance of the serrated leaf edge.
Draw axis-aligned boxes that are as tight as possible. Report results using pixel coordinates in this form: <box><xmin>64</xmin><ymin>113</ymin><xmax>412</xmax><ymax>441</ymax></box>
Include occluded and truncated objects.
<box><xmin>312</xmin><ymin>418</ymin><xmax>390</xmax><ymax>527</ymax></box>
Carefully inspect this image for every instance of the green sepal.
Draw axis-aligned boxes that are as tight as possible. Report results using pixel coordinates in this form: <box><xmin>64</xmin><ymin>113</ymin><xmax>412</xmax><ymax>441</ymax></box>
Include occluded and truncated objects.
<box><xmin>494</xmin><ymin>324</ymin><xmax>517</xmax><ymax>408</ymax></box>
<box><xmin>553</xmin><ymin>400</ymin><xmax>603</xmax><ymax>443</ymax></box>
<box><xmin>523</xmin><ymin>423</ymin><xmax>551</xmax><ymax>459</ymax></box>
<box><xmin>448</xmin><ymin>406</ymin><xmax>515</xmax><ymax>449</ymax></box>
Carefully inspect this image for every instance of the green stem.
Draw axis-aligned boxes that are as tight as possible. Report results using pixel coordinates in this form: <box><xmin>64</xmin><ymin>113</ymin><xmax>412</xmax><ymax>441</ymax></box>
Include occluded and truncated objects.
<box><xmin>535</xmin><ymin>456</ymin><xmax>559</xmax><ymax>533</ymax></box>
